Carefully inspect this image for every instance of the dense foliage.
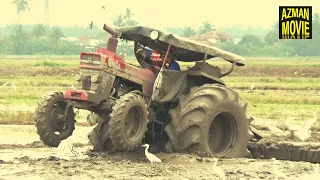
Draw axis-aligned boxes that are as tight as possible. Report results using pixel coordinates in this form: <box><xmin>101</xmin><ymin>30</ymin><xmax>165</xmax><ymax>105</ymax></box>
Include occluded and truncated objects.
<box><xmin>220</xmin><ymin>14</ymin><xmax>320</xmax><ymax>57</ymax></box>
<box><xmin>1</xmin><ymin>1</ymin><xmax>319</xmax><ymax>57</ymax></box>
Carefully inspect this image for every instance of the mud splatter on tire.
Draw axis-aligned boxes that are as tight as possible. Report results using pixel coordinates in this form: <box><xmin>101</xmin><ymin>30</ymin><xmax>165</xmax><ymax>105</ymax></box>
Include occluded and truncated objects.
<box><xmin>165</xmin><ymin>84</ymin><xmax>253</xmax><ymax>158</ymax></box>
<box><xmin>88</xmin><ymin>112</ymin><xmax>114</xmax><ymax>151</ymax></box>
<box><xmin>109</xmin><ymin>92</ymin><xmax>149</xmax><ymax>151</ymax></box>
<box><xmin>35</xmin><ymin>91</ymin><xmax>75</xmax><ymax>147</ymax></box>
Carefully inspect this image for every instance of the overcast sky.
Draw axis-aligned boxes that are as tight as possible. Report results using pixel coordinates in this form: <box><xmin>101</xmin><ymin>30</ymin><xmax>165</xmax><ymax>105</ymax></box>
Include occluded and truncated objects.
<box><xmin>1</xmin><ymin>0</ymin><xmax>319</xmax><ymax>29</ymax></box>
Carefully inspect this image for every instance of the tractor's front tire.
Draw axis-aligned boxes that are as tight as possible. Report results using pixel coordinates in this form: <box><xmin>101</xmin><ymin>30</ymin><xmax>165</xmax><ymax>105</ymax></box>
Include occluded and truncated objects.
<box><xmin>35</xmin><ymin>91</ymin><xmax>76</xmax><ymax>147</ymax></box>
<box><xmin>109</xmin><ymin>92</ymin><xmax>149</xmax><ymax>151</ymax></box>
<box><xmin>165</xmin><ymin>84</ymin><xmax>253</xmax><ymax>158</ymax></box>
<box><xmin>88</xmin><ymin>112</ymin><xmax>115</xmax><ymax>151</ymax></box>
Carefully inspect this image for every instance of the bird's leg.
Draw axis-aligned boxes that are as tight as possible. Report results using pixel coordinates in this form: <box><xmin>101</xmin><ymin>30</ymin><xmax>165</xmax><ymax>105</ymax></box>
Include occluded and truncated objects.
<box><xmin>151</xmin><ymin>163</ymin><xmax>156</xmax><ymax>169</ymax></box>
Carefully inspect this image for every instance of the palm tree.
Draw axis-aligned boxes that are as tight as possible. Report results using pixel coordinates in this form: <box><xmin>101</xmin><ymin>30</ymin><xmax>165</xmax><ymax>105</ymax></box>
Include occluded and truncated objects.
<box><xmin>199</xmin><ymin>21</ymin><xmax>216</xmax><ymax>35</ymax></box>
<box><xmin>113</xmin><ymin>15</ymin><xmax>125</xmax><ymax>27</ymax></box>
<box><xmin>124</xmin><ymin>8</ymin><xmax>134</xmax><ymax>19</ymax></box>
<box><xmin>49</xmin><ymin>26</ymin><xmax>65</xmax><ymax>42</ymax></box>
<box><xmin>11</xmin><ymin>24</ymin><xmax>28</xmax><ymax>54</ymax></box>
<box><xmin>32</xmin><ymin>24</ymin><xmax>47</xmax><ymax>37</ymax></box>
<box><xmin>125</xmin><ymin>19</ymin><xmax>138</xmax><ymax>26</ymax></box>
<box><xmin>182</xmin><ymin>26</ymin><xmax>197</xmax><ymax>37</ymax></box>
<box><xmin>12</xmin><ymin>0</ymin><xmax>31</xmax><ymax>24</ymax></box>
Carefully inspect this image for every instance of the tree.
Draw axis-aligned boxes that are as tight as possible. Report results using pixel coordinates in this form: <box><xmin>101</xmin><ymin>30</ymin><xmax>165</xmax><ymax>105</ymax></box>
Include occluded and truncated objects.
<box><xmin>32</xmin><ymin>24</ymin><xmax>47</xmax><ymax>37</ymax></box>
<box><xmin>182</xmin><ymin>26</ymin><xmax>196</xmax><ymax>37</ymax></box>
<box><xmin>48</xmin><ymin>26</ymin><xmax>65</xmax><ymax>42</ymax></box>
<box><xmin>264</xmin><ymin>21</ymin><xmax>279</xmax><ymax>45</ymax></box>
<box><xmin>125</xmin><ymin>19</ymin><xmax>139</xmax><ymax>26</ymax></box>
<box><xmin>113</xmin><ymin>15</ymin><xmax>125</xmax><ymax>27</ymax></box>
<box><xmin>124</xmin><ymin>8</ymin><xmax>134</xmax><ymax>19</ymax></box>
<box><xmin>10</xmin><ymin>25</ymin><xmax>28</xmax><ymax>54</ymax></box>
<box><xmin>111</xmin><ymin>9</ymin><xmax>139</xmax><ymax>55</ymax></box>
<box><xmin>239</xmin><ymin>34</ymin><xmax>264</xmax><ymax>48</ymax></box>
<box><xmin>165</xmin><ymin>27</ymin><xmax>184</xmax><ymax>36</ymax></box>
<box><xmin>198</xmin><ymin>21</ymin><xmax>215</xmax><ymax>35</ymax></box>
<box><xmin>12</xmin><ymin>0</ymin><xmax>31</xmax><ymax>24</ymax></box>
<box><xmin>113</xmin><ymin>9</ymin><xmax>138</xmax><ymax>27</ymax></box>
<box><xmin>264</xmin><ymin>30</ymin><xmax>278</xmax><ymax>45</ymax></box>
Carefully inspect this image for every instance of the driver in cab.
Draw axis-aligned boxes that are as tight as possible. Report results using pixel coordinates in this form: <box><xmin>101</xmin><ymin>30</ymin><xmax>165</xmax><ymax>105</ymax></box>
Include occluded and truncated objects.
<box><xmin>136</xmin><ymin>44</ymin><xmax>181</xmax><ymax>71</ymax></box>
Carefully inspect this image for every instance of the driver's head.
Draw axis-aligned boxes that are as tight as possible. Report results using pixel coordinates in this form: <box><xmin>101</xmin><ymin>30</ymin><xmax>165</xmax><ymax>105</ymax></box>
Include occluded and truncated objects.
<box><xmin>160</xmin><ymin>51</ymin><xmax>174</xmax><ymax>62</ymax></box>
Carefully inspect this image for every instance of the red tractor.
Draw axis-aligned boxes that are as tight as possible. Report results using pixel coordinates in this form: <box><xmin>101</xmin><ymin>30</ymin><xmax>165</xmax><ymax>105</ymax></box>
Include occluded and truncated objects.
<box><xmin>35</xmin><ymin>24</ymin><xmax>261</xmax><ymax>157</ymax></box>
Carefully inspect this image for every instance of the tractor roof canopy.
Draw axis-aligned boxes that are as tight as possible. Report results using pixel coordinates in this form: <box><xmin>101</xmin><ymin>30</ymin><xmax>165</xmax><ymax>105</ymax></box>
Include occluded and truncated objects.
<box><xmin>115</xmin><ymin>26</ymin><xmax>245</xmax><ymax>66</ymax></box>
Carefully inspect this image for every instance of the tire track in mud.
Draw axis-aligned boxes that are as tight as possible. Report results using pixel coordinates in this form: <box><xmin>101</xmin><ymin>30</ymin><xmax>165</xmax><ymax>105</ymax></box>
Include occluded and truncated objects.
<box><xmin>0</xmin><ymin>150</ymin><xmax>318</xmax><ymax>180</ymax></box>
<box><xmin>248</xmin><ymin>129</ymin><xmax>320</xmax><ymax>163</ymax></box>
<box><xmin>0</xmin><ymin>141</ymin><xmax>90</xmax><ymax>149</ymax></box>
<box><xmin>248</xmin><ymin>141</ymin><xmax>320</xmax><ymax>163</ymax></box>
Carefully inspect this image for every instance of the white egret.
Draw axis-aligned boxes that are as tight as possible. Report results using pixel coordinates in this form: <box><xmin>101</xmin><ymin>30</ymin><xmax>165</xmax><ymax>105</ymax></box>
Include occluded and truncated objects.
<box><xmin>212</xmin><ymin>158</ymin><xmax>225</xmax><ymax>180</ymax></box>
<box><xmin>1</xmin><ymin>82</ymin><xmax>8</xmax><ymax>87</ymax></box>
<box><xmin>267</xmin><ymin>125</ymin><xmax>286</xmax><ymax>136</ymax></box>
<box><xmin>289</xmin><ymin>111</ymin><xmax>318</xmax><ymax>141</ymax></box>
<box><xmin>12</xmin><ymin>82</ymin><xmax>16</xmax><ymax>90</ymax></box>
<box><xmin>250</xmin><ymin>82</ymin><xmax>255</xmax><ymax>92</ymax></box>
<box><xmin>271</xmin><ymin>158</ymin><xmax>287</xmax><ymax>179</ymax></box>
<box><xmin>56</xmin><ymin>138</ymin><xmax>79</xmax><ymax>159</ymax></box>
<box><xmin>141</xmin><ymin>144</ymin><xmax>161</xmax><ymax>164</ymax></box>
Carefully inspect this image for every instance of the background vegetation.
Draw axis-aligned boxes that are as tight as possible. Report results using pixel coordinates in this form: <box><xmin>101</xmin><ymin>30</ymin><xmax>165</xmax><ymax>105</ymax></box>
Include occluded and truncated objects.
<box><xmin>1</xmin><ymin>1</ymin><xmax>320</xmax><ymax>57</ymax></box>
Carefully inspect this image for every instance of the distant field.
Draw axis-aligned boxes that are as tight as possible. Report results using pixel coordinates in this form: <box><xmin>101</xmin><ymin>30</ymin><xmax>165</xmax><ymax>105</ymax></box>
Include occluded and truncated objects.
<box><xmin>0</xmin><ymin>56</ymin><xmax>319</xmax><ymax>127</ymax></box>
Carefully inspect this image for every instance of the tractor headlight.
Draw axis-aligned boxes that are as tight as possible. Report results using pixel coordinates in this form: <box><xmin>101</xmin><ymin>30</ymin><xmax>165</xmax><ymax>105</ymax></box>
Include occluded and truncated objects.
<box><xmin>91</xmin><ymin>74</ymin><xmax>99</xmax><ymax>83</ymax></box>
<box><xmin>74</xmin><ymin>72</ymin><xmax>82</xmax><ymax>81</ymax></box>
<box><xmin>150</xmin><ymin>30</ymin><xmax>159</xmax><ymax>40</ymax></box>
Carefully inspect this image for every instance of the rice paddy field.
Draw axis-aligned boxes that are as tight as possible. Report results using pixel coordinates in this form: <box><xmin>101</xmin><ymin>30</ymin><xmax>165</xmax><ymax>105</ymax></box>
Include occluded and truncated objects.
<box><xmin>0</xmin><ymin>55</ymin><xmax>319</xmax><ymax>127</ymax></box>
<box><xmin>1</xmin><ymin>55</ymin><xmax>320</xmax><ymax>180</ymax></box>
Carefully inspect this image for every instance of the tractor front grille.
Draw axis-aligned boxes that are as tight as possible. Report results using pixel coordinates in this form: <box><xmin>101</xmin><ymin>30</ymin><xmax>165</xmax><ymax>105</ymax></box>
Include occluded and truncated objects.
<box><xmin>79</xmin><ymin>76</ymin><xmax>91</xmax><ymax>90</ymax></box>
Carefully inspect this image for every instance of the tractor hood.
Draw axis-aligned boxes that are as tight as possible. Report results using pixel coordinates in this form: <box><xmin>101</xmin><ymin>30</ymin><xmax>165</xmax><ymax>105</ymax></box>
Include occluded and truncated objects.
<box><xmin>115</xmin><ymin>26</ymin><xmax>245</xmax><ymax>66</ymax></box>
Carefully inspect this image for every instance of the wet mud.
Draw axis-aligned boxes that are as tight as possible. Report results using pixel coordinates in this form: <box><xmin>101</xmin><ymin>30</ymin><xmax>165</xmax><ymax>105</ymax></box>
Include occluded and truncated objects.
<box><xmin>0</xmin><ymin>125</ymin><xmax>319</xmax><ymax>179</ymax></box>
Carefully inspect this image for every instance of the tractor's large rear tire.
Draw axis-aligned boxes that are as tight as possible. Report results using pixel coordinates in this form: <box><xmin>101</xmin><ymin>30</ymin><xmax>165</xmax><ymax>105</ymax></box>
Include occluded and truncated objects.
<box><xmin>88</xmin><ymin>112</ymin><xmax>115</xmax><ymax>151</ymax></box>
<box><xmin>165</xmin><ymin>84</ymin><xmax>253</xmax><ymax>158</ymax></box>
<box><xmin>109</xmin><ymin>92</ymin><xmax>149</xmax><ymax>151</ymax></box>
<box><xmin>35</xmin><ymin>91</ymin><xmax>76</xmax><ymax>147</ymax></box>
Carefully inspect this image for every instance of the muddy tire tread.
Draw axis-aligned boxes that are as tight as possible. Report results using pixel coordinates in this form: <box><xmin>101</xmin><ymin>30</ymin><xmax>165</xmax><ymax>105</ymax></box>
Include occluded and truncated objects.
<box><xmin>165</xmin><ymin>84</ymin><xmax>253</xmax><ymax>158</ymax></box>
<box><xmin>109</xmin><ymin>92</ymin><xmax>149</xmax><ymax>151</ymax></box>
<box><xmin>35</xmin><ymin>91</ymin><xmax>75</xmax><ymax>147</ymax></box>
<box><xmin>88</xmin><ymin>112</ymin><xmax>114</xmax><ymax>152</ymax></box>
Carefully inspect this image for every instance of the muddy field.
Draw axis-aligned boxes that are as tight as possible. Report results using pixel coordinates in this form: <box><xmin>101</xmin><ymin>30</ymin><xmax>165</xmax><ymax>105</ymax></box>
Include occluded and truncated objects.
<box><xmin>0</xmin><ymin>125</ymin><xmax>319</xmax><ymax>180</ymax></box>
<box><xmin>0</xmin><ymin>57</ymin><xmax>319</xmax><ymax>179</ymax></box>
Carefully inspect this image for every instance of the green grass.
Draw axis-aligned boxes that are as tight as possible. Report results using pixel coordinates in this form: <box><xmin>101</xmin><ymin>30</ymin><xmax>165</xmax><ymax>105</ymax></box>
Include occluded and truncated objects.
<box><xmin>0</xmin><ymin>55</ymin><xmax>79</xmax><ymax>60</ymax></box>
<box><xmin>239</xmin><ymin>90</ymin><xmax>320</xmax><ymax>105</ymax></box>
<box><xmin>248</xmin><ymin>103</ymin><xmax>320</xmax><ymax>128</ymax></box>
<box><xmin>0</xmin><ymin>76</ymin><xmax>319</xmax><ymax>105</ymax></box>
<box><xmin>223</xmin><ymin>76</ymin><xmax>320</xmax><ymax>83</ymax></box>
<box><xmin>33</xmin><ymin>60</ymin><xmax>77</xmax><ymax>67</ymax></box>
<box><xmin>0</xmin><ymin>59</ymin><xmax>79</xmax><ymax>68</ymax></box>
<box><xmin>1</xmin><ymin>56</ymin><xmax>320</xmax><ymax>68</ymax></box>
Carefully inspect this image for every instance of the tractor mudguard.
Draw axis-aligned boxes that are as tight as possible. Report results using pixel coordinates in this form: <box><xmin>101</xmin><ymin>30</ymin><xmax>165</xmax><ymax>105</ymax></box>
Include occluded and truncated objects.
<box><xmin>152</xmin><ymin>70</ymin><xmax>188</xmax><ymax>103</ymax></box>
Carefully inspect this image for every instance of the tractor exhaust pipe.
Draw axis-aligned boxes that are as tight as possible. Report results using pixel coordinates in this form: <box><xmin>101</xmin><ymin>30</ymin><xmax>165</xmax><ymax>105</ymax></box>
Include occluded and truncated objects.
<box><xmin>103</xmin><ymin>24</ymin><xmax>118</xmax><ymax>53</ymax></box>
<box><xmin>103</xmin><ymin>24</ymin><xmax>118</xmax><ymax>36</ymax></box>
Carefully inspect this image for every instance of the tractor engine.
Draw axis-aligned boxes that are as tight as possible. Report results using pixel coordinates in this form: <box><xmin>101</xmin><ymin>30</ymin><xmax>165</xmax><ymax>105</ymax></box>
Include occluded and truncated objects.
<box><xmin>64</xmin><ymin>48</ymin><xmax>121</xmax><ymax>106</ymax></box>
